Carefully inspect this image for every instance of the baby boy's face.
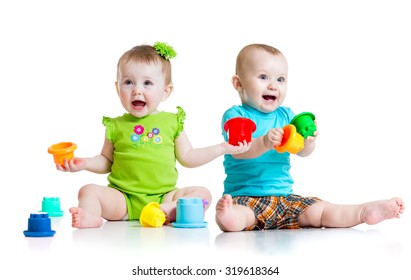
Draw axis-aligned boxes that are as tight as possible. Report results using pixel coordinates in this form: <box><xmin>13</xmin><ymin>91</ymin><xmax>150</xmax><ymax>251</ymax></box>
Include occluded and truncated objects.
<box><xmin>237</xmin><ymin>50</ymin><xmax>288</xmax><ymax>113</ymax></box>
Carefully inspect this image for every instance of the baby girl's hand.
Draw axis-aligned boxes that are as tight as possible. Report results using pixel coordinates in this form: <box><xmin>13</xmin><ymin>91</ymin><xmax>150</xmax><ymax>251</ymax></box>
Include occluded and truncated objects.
<box><xmin>263</xmin><ymin>128</ymin><xmax>284</xmax><ymax>149</ymax></box>
<box><xmin>221</xmin><ymin>140</ymin><xmax>251</xmax><ymax>155</ymax></box>
<box><xmin>56</xmin><ymin>157</ymin><xmax>86</xmax><ymax>172</ymax></box>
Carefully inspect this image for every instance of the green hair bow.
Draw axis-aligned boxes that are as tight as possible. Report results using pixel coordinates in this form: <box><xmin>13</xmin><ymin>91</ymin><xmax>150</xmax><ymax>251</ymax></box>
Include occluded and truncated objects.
<box><xmin>154</xmin><ymin>41</ymin><xmax>177</xmax><ymax>60</ymax></box>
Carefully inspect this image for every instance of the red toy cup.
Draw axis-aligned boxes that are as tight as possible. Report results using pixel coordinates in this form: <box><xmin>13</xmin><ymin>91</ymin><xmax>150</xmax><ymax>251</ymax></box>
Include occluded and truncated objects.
<box><xmin>224</xmin><ymin>117</ymin><xmax>256</xmax><ymax>146</ymax></box>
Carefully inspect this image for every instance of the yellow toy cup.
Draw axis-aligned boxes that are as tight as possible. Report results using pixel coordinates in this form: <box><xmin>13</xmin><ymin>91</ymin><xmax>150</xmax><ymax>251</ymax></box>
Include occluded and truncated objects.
<box><xmin>275</xmin><ymin>124</ymin><xmax>304</xmax><ymax>154</ymax></box>
<box><xmin>140</xmin><ymin>202</ymin><xmax>166</xmax><ymax>227</ymax></box>
<box><xmin>48</xmin><ymin>142</ymin><xmax>77</xmax><ymax>165</ymax></box>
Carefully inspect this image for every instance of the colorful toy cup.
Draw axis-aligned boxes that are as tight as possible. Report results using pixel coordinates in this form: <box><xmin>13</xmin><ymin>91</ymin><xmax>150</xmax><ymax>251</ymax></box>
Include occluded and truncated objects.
<box><xmin>41</xmin><ymin>197</ymin><xmax>64</xmax><ymax>217</ymax></box>
<box><xmin>290</xmin><ymin>112</ymin><xmax>316</xmax><ymax>139</ymax></box>
<box><xmin>275</xmin><ymin>124</ymin><xmax>304</xmax><ymax>154</ymax></box>
<box><xmin>23</xmin><ymin>213</ymin><xmax>56</xmax><ymax>237</ymax></box>
<box><xmin>48</xmin><ymin>142</ymin><xmax>77</xmax><ymax>165</ymax></box>
<box><xmin>140</xmin><ymin>202</ymin><xmax>166</xmax><ymax>228</ymax></box>
<box><xmin>172</xmin><ymin>197</ymin><xmax>207</xmax><ymax>228</ymax></box>
<box><xmin>224</xmin><ymin>117</ymin><xmax>256</xmax><ymax>146</ymax></box>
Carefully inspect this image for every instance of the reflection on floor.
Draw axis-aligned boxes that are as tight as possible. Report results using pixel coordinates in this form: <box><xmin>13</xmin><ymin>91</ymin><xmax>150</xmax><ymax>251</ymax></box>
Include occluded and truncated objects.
<box><xmin>14</xmin><ymin>214</ymin><xmax>410</xmax><ymax>279</ymax></box>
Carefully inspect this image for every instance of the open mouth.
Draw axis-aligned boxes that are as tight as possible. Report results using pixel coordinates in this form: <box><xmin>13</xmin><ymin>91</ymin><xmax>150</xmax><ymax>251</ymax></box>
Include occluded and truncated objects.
<box><xmin>132</xmin><ymin>100</ymin><xmax>146</xmax><ymax>107</ymax></box>
<box><xmin>262</xmin><ymin>95</ymin><xmax>277</xmax><ymax>101</ymax></box>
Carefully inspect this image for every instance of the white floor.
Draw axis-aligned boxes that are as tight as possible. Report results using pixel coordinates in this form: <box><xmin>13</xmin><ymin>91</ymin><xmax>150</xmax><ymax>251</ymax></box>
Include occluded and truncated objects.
<box><xmin>4</xmin><ymin>208</ymin><xmax>409</xmax><ymax>280</ymax></box>
<box><xmin>2</xmin><ymin>1</ymin><xmax>411</xmax><ymax>279</ymax></box>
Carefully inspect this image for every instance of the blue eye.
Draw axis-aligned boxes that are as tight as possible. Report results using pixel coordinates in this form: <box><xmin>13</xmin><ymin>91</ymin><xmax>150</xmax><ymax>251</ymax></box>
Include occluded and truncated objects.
<box><xmin>124</xmin><ymin>79</ymin><xmax>133</xmax><ymax>85</ymax></box>
<box><xmin>259</xmin><ymin>74</ymin><xmax>269</xmax><ymax>80</ymax></box>
<box><xmin>278</xmin><ymin>77</ymin><xmax>285</xmax><ymax>82</ymax></box>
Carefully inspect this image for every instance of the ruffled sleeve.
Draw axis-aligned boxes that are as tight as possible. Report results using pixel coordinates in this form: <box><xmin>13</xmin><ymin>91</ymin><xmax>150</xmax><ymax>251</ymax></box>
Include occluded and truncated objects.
<box><xmin>102</xmin><ymin>116</ymin><xmax>113</xmax><ymax>142</ymax></box>
<box><xmin>175</xmin><ymin>106</ymin><xmax>186</xmax><ymax>139</ymax></box>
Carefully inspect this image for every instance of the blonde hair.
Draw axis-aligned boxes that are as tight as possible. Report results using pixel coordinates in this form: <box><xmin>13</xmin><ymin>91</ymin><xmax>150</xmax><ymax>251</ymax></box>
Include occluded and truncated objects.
<box><xmin>116</xmin><ymin>44</ymin><xmax>173</xmax><ymax>86</ymax></box>
<box><xmin>235</xmin><ymin>44</ymin><xmax>283</xmax><ymax>75</ymax></box>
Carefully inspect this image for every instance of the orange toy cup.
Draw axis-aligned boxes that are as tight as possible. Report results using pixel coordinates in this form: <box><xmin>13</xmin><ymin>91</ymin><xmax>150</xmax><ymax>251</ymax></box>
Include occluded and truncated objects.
<box><xmin>224</xmin><ymin>117</ymin><xmax>256</xmax><ymax>146</ymax></box>
<box><xmin>275</xmin><ymin>125</ymin><xmax>304</xmax><ymax>154</ymax></box>
<box><xmin>48</xmin><ymin>142</ymin><xmax>77</xmax><ymax>165</ymax></box>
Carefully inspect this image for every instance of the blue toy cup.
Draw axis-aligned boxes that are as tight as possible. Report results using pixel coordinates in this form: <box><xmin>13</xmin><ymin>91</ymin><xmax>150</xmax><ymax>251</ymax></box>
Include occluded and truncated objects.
<box><xmin>23</xmin><ymin>212</ymin><xmax>56</xmax><ymax>237</ymax></box>
<box><xmin>173</xmin><ymin>198</ymin><xmax>207</xmax><ymax>228</ymax></box>
<box><xmin>176</xmin><ymin>197</ymin><xmax>204</xmax><ymax>223</ymax></box>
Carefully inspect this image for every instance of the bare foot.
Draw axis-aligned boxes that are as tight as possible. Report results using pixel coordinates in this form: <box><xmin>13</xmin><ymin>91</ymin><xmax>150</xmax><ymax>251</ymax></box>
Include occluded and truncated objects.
<box><xmin>361</xmin><ymin>197</ymin><xmax>405</xmax><ymax>225</ymax></box>
<box><xmin>215</xmin><ymin>194</ymin><xmax>250</xmax><ymax>232</ymax></box>
<box><xmin>69</xmin><ymin>207</ymin><xmax>104</xmax><ymax>229</ymax></box>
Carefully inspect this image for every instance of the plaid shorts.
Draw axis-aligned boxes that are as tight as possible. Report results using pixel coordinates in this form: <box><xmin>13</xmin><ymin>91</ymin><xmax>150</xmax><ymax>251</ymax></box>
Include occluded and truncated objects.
<box><xmin>232</xmin><ymin>194</ymin><xmax>321</xmax><ymax>230</ymax></box>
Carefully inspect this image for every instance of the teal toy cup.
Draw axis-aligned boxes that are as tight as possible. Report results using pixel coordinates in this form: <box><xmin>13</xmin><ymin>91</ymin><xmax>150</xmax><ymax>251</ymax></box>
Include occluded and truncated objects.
<box><xmin>172</xmin><ymin>198</ymin><xmax>207</xmax><ymax>228</ymax></box>
<box><xmin>41</xmin><ymin>197</ymin><xmax>64</xmax><ymax>217</ymax></box>
<box><xmin>290</xmin><ymin>112</ymin><xmax>316</xmax><ymax>139</ymax></box>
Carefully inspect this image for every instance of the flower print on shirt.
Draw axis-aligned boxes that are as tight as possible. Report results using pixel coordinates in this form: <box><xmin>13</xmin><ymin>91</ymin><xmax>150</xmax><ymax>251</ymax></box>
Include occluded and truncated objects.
<box><xmin>131</xmin><ymin>125</ymin><xmax>163</xmax><ymax>146</ymax></box>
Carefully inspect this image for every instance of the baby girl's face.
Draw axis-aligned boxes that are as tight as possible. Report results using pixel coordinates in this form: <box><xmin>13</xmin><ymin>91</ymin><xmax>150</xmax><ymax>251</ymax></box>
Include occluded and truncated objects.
<box><xmin>116</xmin><ymin>61</ymin><xmax>171</xmax><ymax>118</ymax></box>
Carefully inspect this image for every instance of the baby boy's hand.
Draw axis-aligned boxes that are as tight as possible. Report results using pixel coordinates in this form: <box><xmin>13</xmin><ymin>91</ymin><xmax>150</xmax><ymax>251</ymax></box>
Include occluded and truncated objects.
<box><xmin>305</xmin><ymin>130</ymin><xmax>319</xmax><ymax>142</ymax></box>
<box><xmin>264</xmin><ymin>128</ymin><xmax>284</xmax><ymax>150</ymax></box>
<box><xmin>303</xmin><ymin>129</ymin><xmax>319</xmax><ymax>147</ymax></box>
<box><xmin>298</xmin><ymin>121</ymin><xmax>319</xmax><ymax>157</ymax></box>
<box><xmin>304</xmin><ymin>120</ymin><xmax>319</xmax><ymax>145</ymax></box>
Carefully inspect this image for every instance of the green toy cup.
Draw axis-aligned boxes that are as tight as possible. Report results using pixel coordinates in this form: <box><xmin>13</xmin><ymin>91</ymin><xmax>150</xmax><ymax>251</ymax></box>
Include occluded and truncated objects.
<box><xmin>290</xmin><ymin>112</ymin><xmax>316</xmax><ymax>139</ymax></box>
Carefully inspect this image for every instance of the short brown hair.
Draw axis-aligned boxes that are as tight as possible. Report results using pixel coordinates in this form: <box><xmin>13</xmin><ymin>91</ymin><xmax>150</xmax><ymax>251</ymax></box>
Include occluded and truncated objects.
<box><xmin>116</xmin><ymin>44</ymin><xmax>172</xmax><ymax>85</ymax></box>
<box><xmin>235</xmin><ymin>44</ymin><xmax>283</xmax><ymax>75</ymax></box>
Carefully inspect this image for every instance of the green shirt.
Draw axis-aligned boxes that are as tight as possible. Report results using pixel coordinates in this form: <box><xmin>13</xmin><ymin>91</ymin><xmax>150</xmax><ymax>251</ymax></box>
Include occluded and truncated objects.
<box><xmin>102</xmin><ymin>107</ymin><xmax>185</xmax><ymax>219</ymax></box>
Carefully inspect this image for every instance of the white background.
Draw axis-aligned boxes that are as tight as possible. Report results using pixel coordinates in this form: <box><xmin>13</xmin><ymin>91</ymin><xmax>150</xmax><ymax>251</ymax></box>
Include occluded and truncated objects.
<box><xmin>1</xmin><ymin>0</ymin><xmax>410</xmax><ymax>279</ymax></box>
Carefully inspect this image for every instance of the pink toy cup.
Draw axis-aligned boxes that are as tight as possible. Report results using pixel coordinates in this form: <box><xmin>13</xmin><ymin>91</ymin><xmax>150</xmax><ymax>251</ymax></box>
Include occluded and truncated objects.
<box><xmin>224</xmin><ymin>117</ymin><xmax>256</xmax><ymax>146</ymax></box>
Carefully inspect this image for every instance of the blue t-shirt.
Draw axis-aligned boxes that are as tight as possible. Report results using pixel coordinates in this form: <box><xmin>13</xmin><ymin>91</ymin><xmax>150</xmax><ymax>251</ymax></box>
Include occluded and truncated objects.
<box><xmin>222</xmin><ymin>104</ymin><xmax>295</xmax><ymax>197</ymax></box>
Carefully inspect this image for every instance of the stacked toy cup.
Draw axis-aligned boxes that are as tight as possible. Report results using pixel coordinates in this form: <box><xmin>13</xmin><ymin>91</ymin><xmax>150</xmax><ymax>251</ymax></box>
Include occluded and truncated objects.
<box><xmin>224</xmin><ymin>117</ymin><xmax>256</xmax><ymax>146</ymax></box>
<box><xmin>139</xmin><ymin>202</ymin><xmax>166</xmax><ymax>227</ymax></box>
<box><xmin>172</xmin><ymin>198</ymin><xmax>207</xmax><ymax>228</ymax></box>
<box><xmin>275</xmin><ymin>124</ymin><xmax>305</xmax><ymax>154</ymax></box>
<box><xmin>290</xmin><ymin>112</ymin><xmax>316</xmax><ymax>139</ymax></box>
<box><xmin>275</xmin><ymin>112</ymin><xmax>316</xmax><ymax>154</ymax></box>
<box><xmin>48</xmin><ymin>142</ymin><xmax>77</xmax><ymax>165</ymax></box>
<box><xmin>41</xmin><ymin>197</ymin><xmax>64</xmax><ymax>217</ymax></box>
<box><xmin>23</xmin><ymin>213</ymin><xmax>56</xmax><ymax>237</ymax></box>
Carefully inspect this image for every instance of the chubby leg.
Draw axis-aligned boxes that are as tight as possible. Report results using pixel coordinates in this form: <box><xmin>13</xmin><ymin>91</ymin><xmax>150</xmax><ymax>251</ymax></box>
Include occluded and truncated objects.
<box><xmin>299</xmin><ymin>197</ymin><xmax>405</xmax><ymax>228</ymax></box>
<box><xmin>162</xmin><ymin>186</ymin><xmax>212</xmax><ymax>223</ymax></box>
<box><xmin>70</xmin><ymin>184</ymin><xmax>127</xmax><ymax>229</ymax></box>
<box><xmin>215</xmin><ymin>194</ymin><xmax>258</xmax><ymax>232</ymax></box>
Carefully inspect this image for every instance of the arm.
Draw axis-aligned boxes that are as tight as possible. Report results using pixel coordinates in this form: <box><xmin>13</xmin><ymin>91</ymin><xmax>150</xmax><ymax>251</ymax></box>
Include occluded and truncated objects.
<box><xmin>235</xmin><ymin>123</ymin><xmax>319</xmax><ymax>158</ymax></box>
<box><xmin>297</xmin><ymin>120</ymin><xmax>319</xmax><ymax>157</ymax></box>
<box><xmin>175</xmin><ymin>131</ymin><xmax>250</xmax><ymax>168</ymax></box>
<box><xmin>56</xmin><ymin>137</ymin><xmax>113</xmax><ymax>174</ymax></box>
